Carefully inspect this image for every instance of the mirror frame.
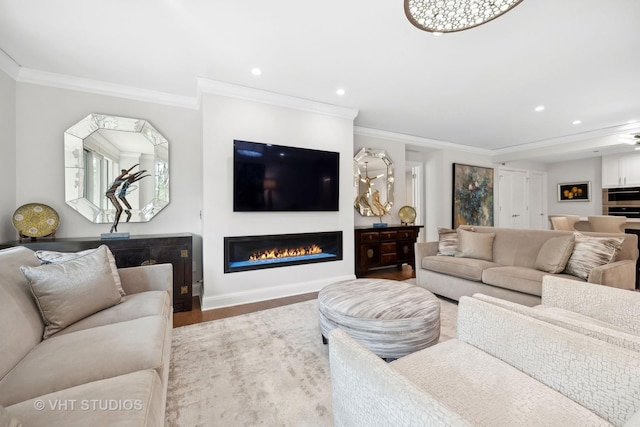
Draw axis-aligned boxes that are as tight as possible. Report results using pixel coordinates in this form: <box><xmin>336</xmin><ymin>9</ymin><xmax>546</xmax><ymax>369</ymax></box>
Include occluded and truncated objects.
<box><xmin>353</xmin><ymin>147</ymin><xmax>394</xmax><ymax>216</ymax></box>
<box><xmin>64</xmin><ymin>113</ymin><xmax>170</xmax><ymax>224</ymax></box>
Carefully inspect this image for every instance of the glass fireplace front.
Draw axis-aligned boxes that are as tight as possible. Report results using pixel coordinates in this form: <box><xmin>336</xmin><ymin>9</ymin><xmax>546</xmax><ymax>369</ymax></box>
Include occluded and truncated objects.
<box><xmin>224</xmin><ymin>231</ymin><xmax>343</xmax><ymax>273</ymax></box>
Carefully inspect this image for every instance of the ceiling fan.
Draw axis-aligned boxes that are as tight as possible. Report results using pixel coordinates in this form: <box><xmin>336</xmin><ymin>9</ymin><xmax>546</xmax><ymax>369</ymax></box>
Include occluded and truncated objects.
<box><xmin>619</xmin><ymin>133</ymin><xmax>640</xmax><ymax>145</ymax></box>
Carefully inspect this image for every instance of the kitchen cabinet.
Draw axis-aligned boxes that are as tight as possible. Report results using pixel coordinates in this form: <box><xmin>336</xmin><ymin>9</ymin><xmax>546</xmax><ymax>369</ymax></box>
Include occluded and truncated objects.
<box><xmin>602</xmin><ymin>153</ymin><xmax>640</xmax><ymax>188</ymax></box>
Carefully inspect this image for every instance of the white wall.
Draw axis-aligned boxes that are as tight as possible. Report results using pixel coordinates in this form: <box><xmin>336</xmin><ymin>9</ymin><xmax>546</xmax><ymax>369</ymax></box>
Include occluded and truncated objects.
<box><xmin>201</xmin><ymin>92</ymin><xmax>356</xmax><ymax>309</ymax></box>
<box><xmin>13</xmin><ymin>83</ymin><xmax>204</xmax><ymax>281</ymax></box>
<box><xmin>546</xmin><ymin>157</ymin><xmax>602</xmax><ymax>218</ymax></box>
<box><xmin>0</xmin><ymin>69</ymin><xmax>16</xmax><ymax>243</ymax></box>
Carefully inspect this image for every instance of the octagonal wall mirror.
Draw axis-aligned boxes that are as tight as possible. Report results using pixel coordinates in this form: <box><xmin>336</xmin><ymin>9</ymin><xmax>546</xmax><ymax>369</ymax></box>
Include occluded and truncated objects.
<box><xmin>64</xmin><ymin>113</ymin><xmax>170</xmax><ymax>224</ymax></box>
<box><xmin>353</xmin><ymin>147</ymin><xmax>394</xmax><ymax>216</ymax></box>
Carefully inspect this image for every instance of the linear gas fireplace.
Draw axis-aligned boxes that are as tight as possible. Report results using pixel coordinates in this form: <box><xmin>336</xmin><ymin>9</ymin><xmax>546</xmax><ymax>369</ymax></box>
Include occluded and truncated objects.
<box><xmin>224</xmin><ymin>231</ymin><xmax>343</xmax><ymax>273</ymax></box>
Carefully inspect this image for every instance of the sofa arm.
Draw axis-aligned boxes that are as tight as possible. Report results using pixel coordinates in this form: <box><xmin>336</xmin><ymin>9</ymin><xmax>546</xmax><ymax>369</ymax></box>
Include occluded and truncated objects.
<box><xmin>329</xmin><ymin>329</ymin><xmax>470</xmax><ymax>427</ymax></box>
<box><xmin>588</xmin><ymin>259</ymin><xmax>637</xmax><ymax>290</ymax></box>
<box><xmin>118</xmin><ymin>264</ymin><xmax>173</xmax><ymax>298</ymax></box>
<box><xmin>457</xmin><ymin>296</ymin><xmax>640</xmax><ymax>425</ymax></box>
<box><xmin>541</xmin><ymin>275</ymin><xmax>640</xmax><ymax>335</ymax></box>
<box><xmin>414</xmin><ymin>242</ymin><xmax>438</xmax><ymax>269</ymax></box>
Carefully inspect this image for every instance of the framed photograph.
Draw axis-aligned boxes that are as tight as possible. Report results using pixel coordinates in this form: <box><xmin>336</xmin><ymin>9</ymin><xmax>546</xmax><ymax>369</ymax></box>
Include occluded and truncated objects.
<box><xmin>557</xmin><ymin>181</ymin><xmax>591</xmax><ymax>202</ymax></box>
<box><xmin>452</xmin><ymin>163</ymin><xmax>494</xmax><ymax>228</ymax></box>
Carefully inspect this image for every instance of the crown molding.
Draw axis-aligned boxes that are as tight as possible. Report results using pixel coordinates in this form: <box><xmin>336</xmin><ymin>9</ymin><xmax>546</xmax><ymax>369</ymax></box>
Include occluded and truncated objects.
<box><xmin>491</xmin><ymin>122</ymin><xmax>640</xmax><ymax>163</ymax></box>
<box><xmin>16</xmin><ymin>68</ymin><xmax>199</xmax><ymax>110</ymax></box>
<box><xmin>0</xmin><ymin>49</ymin><xmax>20</xmax><ymax>80</ymax></box>
<box><xmin>354</xmin><ymin>126</ymin><xmax>492</xmax><ymax>155</ymax></box>
<box><xmin>198</xmin><ymin>78</ymin><xmax>359</xmax><ymax>121</ymax></box>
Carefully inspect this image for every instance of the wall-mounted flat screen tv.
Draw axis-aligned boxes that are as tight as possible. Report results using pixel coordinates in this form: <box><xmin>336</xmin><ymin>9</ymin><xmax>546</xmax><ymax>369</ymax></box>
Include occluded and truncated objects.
<box><xmin>233</xmin><ymin>140</ymin><xmax>340</xmax><ymax>212</ymax></box>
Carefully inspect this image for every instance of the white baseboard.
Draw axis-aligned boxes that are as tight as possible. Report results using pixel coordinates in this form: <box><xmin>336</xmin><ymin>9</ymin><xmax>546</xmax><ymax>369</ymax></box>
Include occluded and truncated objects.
<box><xmin>200</xmin><ymin>274</ymin><xmax>356</xmax><ymax>311</ymax></box>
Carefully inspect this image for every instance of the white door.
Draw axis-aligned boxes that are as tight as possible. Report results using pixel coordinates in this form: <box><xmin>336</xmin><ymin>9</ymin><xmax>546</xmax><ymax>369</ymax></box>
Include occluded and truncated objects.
<box><xmin>529</xmin><ymin>171</ymin><xmax>548</xmax><ymax>229</ymax></box>
<box><xmin>498</xmin><ymin>168</ymin><xmax>529</xmax><ymax>229</ymax></box>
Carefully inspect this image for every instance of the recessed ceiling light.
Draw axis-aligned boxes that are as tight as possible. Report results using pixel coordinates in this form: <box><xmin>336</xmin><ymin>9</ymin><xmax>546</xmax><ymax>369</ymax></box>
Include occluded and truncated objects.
<box><xmin>635</xmin><ymin>147</ymin><xmax>640</xmax><ymax>151</ymax></box>
<box><xmin>534</xmin><ymin>106</ymin><xmax>545</xmax><ymax>112</ymax></box>
<box><xmin>336</xmin><ymin>88</ymin><xmax>346</xmax><ymax>96</ymax></box>
<box><xmin>432</xmin><ymin>32</ymin><xmax>443</xmax><ymax>36</ymax></box>
<box><xmin>251</xmin><ymin>68</ymin><xmax>262</xmax><ymax>76</ymax></box>
<box><xmin>629</xmin><ymin>119</ymin><xmax>640</xmax><ymax>124</ymax></box>
<box><xmin>572</xmin><ymin>120</ymin><xmax>582</xmax><ymax>125</ymax></box>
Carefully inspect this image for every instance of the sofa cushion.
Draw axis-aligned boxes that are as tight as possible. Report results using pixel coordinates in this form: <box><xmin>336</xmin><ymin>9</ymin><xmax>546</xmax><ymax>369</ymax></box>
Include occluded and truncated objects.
<box><xmin>0</xmin><ymin>405</ymin><xmax>21</xmax><ymax>427</ymax></box>
<box><xmin>456</xmin><ymin>228</ymin><xmax>495</xmax><ymax>261</ymax></box>
<box><xmin>422</xmin><ymin>256</ymin><xmax>500</xmax><ymax>282</ymax></box>
<box><xmin>390</xmin><ymin>339</ymin><xmax>610</xmax><ymax>426</ymax></box>
<box><xmin>53</xmin><ymin>290</ymin><xmax>171</xmax><ymax>336</ymax></box>
<box><xmin>5</xmin><ymin>370</ymin><xmax>163</xmax><ymax>427</ymax></box>
<box><xmin>20</xmin><ymin>246</ymin><xmax>123</xmax><ymax>339</ymax></box>
<box><xmin>564</xmin><ymin>232</ymin><xmax>625</xmax><ymax>280</ymax></box>
<box><xmin>481</xmin><ymin>266</ymin><xmax>545</xmax><ymax>296</ymax></box>
<box><xmin>482</xmin><ymin>266</ymin><xmax>582</xmax><ymax>297</ymax></box>
<box><xmin>0</xmin><ymin>315</ymin><xmax>169</xmax><ymax>407</ymax></box>
<box><xmin>534</xmin><ymin>235</ymin><xmax>575</xmax><ymax>273</ymax></box>
<box><xmin>35</xmin><ymin>245</ymin><xmax>125</xmax><ymax>296</ymax></box>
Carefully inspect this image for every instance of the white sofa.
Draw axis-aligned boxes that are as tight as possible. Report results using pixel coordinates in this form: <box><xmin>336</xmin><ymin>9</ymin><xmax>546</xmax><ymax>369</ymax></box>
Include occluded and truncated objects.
<box><xmin>329</xmin><ymin>276</ymin><xmax>640</xmax><ymax>426</ymax></box>
<box><xmin>0</xmin><ymin>246</ymin><xmax>173</xmax><ymax>427</ymax></box>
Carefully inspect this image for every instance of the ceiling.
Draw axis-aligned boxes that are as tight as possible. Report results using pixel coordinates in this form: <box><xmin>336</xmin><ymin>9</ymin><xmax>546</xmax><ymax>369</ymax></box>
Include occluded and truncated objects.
<box><xmin>1</xmin><ymin>0</ymin><xmax>639</xmax><ymax>161</ymax></box>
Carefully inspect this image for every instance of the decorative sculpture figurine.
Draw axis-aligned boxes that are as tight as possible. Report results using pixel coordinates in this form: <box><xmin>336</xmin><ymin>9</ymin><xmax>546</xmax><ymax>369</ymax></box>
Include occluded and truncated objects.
<box><xmin>105</xmin><ymin>164</ymin><xmax>149</xmax><ymax>234</ymax></box>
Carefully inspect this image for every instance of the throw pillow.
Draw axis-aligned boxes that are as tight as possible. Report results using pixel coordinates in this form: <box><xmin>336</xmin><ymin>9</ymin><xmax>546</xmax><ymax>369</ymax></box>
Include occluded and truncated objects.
<box><xmin>21</xmin><ymin>245</ymin><xmax>123</xmax><ymax>339</ymax></box>
<box><xmin>0</xmin><ymin>406</ymin><xmax>21</xmax><ymax>427</ymax></box>
<box><xmin>534</xmin><ymin>235</ymin><xmax>575</xmax><ymax>273</ymax></box>
<box><xmin>455</xmin><ymin>228</ymin><xmax>495</xmax><ymax>261</ymax></box>
<box><xmin>35</xmin><ymin>245</ymin><xmax>125</xmax><ymax>296</ymax></box>
<box><xmin>437</xmin><ymin>227</ymin><xmax>458</xmax><ymax>256</ymax></box>
<box><xmin>437</xmin><ymin>225</ymin><xmax>474</xmax><ymax>256</ymax></box>
<box><xmin>564</xmin><ymin>232</ymin><xmax>625</xmax><ymax>280</ymax></box>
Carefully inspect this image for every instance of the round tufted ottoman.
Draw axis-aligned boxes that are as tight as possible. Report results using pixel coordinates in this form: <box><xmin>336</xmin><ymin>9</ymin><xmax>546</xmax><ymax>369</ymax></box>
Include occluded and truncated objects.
<box><xmin>318</xmin><ymin>278</ymin><xmax>441</xmax><ymax>359</ymax></box>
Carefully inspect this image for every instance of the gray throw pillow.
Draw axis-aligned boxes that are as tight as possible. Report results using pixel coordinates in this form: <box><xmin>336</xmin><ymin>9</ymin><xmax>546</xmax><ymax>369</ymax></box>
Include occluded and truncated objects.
<box><xmin>455</xmin><ymin>228</ymin><xmax>495</xmax><ymax>261</ymax></box>
<box><xmin>35</xmin><ymin>245</ymin><xmax>125</xmax><ymax>296</ymax></box>
<box><xmin>21</xmin><ymin>245</ymin><xmax>123</xmax><ymax>339</ymax></box>
<box><xmin>535</xmin><ymin>235</ymin><xmax>575</xmax><ymax>273</ymax></box>
<box><xmin>564</xmin><ymin>232</ymin><xmax>625</xmax><ymax>280</ymax></box>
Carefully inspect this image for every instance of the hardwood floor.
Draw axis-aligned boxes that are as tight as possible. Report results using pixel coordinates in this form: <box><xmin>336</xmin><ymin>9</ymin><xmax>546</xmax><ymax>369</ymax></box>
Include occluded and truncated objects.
<box><xmin>173</xmin><ymin>265</ymin><xmax>415</xmax><ymax>328</ymax></box>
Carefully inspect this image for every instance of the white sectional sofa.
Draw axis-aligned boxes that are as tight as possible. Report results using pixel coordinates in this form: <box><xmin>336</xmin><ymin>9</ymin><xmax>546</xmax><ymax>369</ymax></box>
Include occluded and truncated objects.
<box><xmin>329</xmin><ymin>276</ymin><xmax>640</xmax><ymax>426</ymax></box>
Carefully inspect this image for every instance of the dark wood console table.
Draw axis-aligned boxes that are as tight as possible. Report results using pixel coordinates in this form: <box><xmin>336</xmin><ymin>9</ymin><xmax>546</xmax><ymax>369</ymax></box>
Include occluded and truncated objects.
<box><xmin>355</xmin><ymin>225</ymin><xmax>423</xmax><ymax>277</ymax></box>
<box><xmin>0</xmin><ymin>233</ymin><xmax>193</xmax><ymax>312</ymax></box>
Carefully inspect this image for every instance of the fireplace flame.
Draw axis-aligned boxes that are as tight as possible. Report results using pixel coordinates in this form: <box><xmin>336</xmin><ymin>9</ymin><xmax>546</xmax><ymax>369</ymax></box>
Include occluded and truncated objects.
<box><xmin>249</xmin><ymin>244</ymin><xmax>323</xmax><ymax>261</ymax></box>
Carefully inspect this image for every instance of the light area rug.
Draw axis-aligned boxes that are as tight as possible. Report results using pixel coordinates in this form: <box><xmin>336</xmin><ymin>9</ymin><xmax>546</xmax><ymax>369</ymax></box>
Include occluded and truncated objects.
<box><xmin>166</xmin><ymin>294</ymin><xmax>458</xmax><ymax>426</ymax></box>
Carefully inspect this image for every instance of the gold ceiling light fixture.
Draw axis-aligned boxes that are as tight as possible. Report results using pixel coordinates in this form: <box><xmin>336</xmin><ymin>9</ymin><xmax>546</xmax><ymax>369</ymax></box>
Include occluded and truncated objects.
<box><xmin>404</xmin><ymin>0</ymin><xmax>525</xmax><ymax>33</ymax></box>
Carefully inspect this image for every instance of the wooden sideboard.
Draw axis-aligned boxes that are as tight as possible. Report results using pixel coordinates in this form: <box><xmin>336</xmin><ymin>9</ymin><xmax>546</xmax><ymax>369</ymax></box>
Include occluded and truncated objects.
<box><xmin>0</xmin><ymin>233</ymin><xmax>193</xmax><ymax>312</ymax></box>
<box><xmin>355</xmin><ymin>225</ymin><xmax>423</xmax><ymax>277</ymax></box>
